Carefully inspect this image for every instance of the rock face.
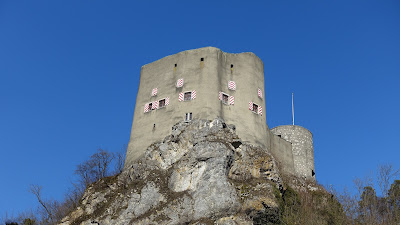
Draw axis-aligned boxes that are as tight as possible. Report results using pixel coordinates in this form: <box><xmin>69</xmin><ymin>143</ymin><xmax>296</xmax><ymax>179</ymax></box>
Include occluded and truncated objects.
<box><xmin>60</xmin><ymin>118</ymin><xmax>286</xmax><ymax>225</ymax></box>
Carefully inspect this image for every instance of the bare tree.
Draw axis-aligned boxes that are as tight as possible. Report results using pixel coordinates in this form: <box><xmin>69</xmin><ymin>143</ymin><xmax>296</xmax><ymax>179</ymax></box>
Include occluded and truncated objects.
<box><xmin>74</xmin><ymin>148</ymin><xmax>115</xmax><ymax>189</ymax></box>
<box><xmin>113</xmin><ymin>145</ymin><xmax>126</xmax><ymax>175</ymax></box>
<box><xmin>91</xmin><ymin>148</ymin><xmax>114</xmax><ymax>180</ymax></box>
<box><xmin>75</xmin><ymin>159</ymin><xmax>96</xmax><ymax>187</ymax></box>
<box><xmin>377</xmin><ymin>164</ymin><xmax>400</xmax><ymax>198</ymax></box>
<box><xmin>25</xmin><ymin>148</ymin><xmax>122</xmax><ymax>224</ymax></box>
<box><xmin>29</xmin><ymin>184</ymin><xmax>53</xmax><ymax>223</ymax></box>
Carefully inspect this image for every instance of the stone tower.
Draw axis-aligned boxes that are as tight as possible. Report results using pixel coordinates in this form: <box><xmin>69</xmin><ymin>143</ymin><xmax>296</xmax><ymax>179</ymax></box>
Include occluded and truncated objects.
<box><xmin>124</xmin><ymin>47</ymin><xmax>316</xmax><ymax>182</ymax></box>
<box><xmin>125</xmin><ymin>47</ymin><xmax>269</xmax><ymax>168</ymax></box>
<box><xmin>271</xmin><ymin>125</ymin><xmax>315</xmax><ymax>181</ymax></box>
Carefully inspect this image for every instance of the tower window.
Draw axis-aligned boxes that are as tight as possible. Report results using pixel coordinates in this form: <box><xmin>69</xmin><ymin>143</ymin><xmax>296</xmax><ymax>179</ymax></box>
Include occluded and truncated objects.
<box><xmin>179</xmin><ymin>90</ymin><xmax>196</xmax><ymax>102</ymax></box>
<box><xmin>231</xmin><ymin>64</ymin><xmax>234</xmax><ymax>68</ymax></box>
<box><xmin>185</xmin><ymin>112</ymin><xmax>192</xmax><ymax>121</ymax></box>
<box><xmin>219</xmin><ymin>92</ymin><xmax>234</xmax><ymax>105</ymax></box>
<box><xmin>148</xmin><ymin>102</ymin><xmax>153</xmax><ymax>110</ymax></box>
<box><xmin>175</xmin><ymin>64</ymin><xmax>177</xmax><ymax>67</ymax></box>
<box><xmin>222</xmin><ymin>93</ymin><xmax>229</xmax><ymax>104</ymax></box>
<box><xmin>200</xmin><ymin>58</ymin><xmax>204</xmax><ymax>61</ymax></box>
<box><xmin>184</xmin><ymin>92</ymin><xmax>192</xmax><ymax>101</ymax></box>
<box><xmin>252</xmin><ymin>103</ymin><xmax>258</xmax><ymax>113</ymax></box>
<box><xmin>159</xmin><ymin>99</ymin><xmax>166</xmax><ymax>108</ymax></box>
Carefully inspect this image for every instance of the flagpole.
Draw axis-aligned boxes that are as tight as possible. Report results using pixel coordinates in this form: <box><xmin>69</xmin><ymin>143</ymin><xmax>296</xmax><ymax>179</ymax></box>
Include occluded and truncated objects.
<box><xmin>292</xmin><ymin>92</ymin><xmax>295</xmax><ymax>125</ymax></box>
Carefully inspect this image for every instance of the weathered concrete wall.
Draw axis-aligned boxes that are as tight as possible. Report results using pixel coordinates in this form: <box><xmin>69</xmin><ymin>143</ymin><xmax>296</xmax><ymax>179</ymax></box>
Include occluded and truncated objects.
<box><xmin>125</xmin><ymin>47</ymin><xmax>269</xmax><ymax>168</ymax></box>
<box><xmin>270</xmin><ymin>125</ymin><xmax>315</xmax><ymax>181</ymax></box>
<box><xmin>269</xmin><ymin>131</ymin><xmax>295</xmax><ymax>176</ymax></box>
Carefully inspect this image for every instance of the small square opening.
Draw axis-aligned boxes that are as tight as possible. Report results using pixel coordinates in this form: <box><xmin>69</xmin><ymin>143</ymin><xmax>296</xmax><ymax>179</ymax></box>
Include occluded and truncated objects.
<box><xmin>159</xmin><ymin>99</ymin><xmax>166</xmax><ymax>108</ymax></box>
<box><xmin>184</xmin><ymin>92</ymin><xmax>192</xmax><ymax>101</ymax></box>
<box><xmin>200</xmin><ymin>58</ymin><xmax>204</xmax><ymax>61</ymax></box>
<box><xmin>252</xmin><ymin>103</ymin><xmax>258</xmax><ymax>113</ymax></box>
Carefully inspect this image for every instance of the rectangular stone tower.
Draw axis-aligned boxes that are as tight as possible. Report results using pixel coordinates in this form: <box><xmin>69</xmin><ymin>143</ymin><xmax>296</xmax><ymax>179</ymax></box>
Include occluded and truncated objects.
<box><xmin>125</xmin><ymin>47</ymin><xmax>270</xmax><ymax>167</ymax></box>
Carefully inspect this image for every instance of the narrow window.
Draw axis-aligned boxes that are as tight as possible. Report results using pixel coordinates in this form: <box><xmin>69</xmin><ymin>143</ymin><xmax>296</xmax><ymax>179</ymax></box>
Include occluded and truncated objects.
<box><xmin>231</xmin><ymin>64</ymin><xmax>234</xmax><ymax>68</ymax></box>
<box><xmin>159</xmin><ymin>99</ymin><xmax>166</xmax><ymax>108</ymax></box>
<box><xmin>148</xmin><ymin>102</ymin><xmax>153</xmax><ymax>110</ymax></box>
<box><xmin>185</xmin><ymin>112</ymin><xmax>192</xmax><ymax>121</ymax></box>
<box><xmin>184</xmin><ymin>92</ymin><xmax>192</xmax><ymax>101</ymax></box>
<box><xmin>252</xmin><ymin>103</ymin><xmax>258</xmax><ymax>113</ymax></box>
<box><xmin>175</xmin><ymin>64</ymin><xmax>177</xmax><ymax>67</ymax></box>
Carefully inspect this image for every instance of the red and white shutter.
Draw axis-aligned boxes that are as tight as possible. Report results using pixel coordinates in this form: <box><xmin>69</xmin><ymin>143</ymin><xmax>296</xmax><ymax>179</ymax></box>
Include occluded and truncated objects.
<box><xmin>249</xmin><ymin>101</ymin><xmax>253</xmax><ymax>111</ymax></box>
<box><xmin>144</xmin><ymin>103</ymin><xmax>150</xmax><ymax>113</ymax></box>
<box><xmin>258</xmin><ymin>106</ymin><xmax>263</xmax><ymax>115</ymax></box>
<box><xmin>176</xmin><ymin>78</ymin><xmax>184</xmax><ymax>88</ymax></box>
<box><xmin>229</xmin><ymin>96</ymin><xmax>234</xmax><ymax>105</ymax></box>
<box><xmin>219</xmin><ymin>92</ymin><xmax>223</xmax><ymax>100</ymax></box>
<box><xmin>151</xmin><ymin>88</ymin><xmax>158</xmax><ymax>96</ymax></box>
<box><xmin>152</xmin><ymin>101</ymin><xmax>158</xmax><ymax>110</ymax></box>
<box><xmin>191</xmin><ymin>90</ymin><xmax>196</xmax><ymax>100</ymax></box>
<box><xmin>258</xmin><ymin>88</ymin><xmax>263</xmax><ymax>98</ymax></box>
<box><xmin>228</xmin><ymin>81</ymin><xmax>236</xmax><ymax>90</ymax></box>
<box><xmin>165</xmin><ymin>97</ymin><xmax>170</xmax><ymax>106</ymax></box>
<box><xmin>178</xmin><ymin>92</ymin><xmax>184</xmax><ymax>102</ymax></box>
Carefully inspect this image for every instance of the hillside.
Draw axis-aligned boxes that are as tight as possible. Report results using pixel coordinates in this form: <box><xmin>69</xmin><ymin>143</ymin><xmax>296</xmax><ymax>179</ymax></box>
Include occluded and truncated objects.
<box><xmin>59</xmin><ymin>118</ymin><xmax>345</xmax><ymax>225</ymax></box>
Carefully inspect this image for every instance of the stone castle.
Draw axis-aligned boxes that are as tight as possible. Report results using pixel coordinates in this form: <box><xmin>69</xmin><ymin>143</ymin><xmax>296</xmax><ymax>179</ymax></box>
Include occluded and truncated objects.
<box><xmin>125</xmin><ymin>47</ymin><xmax>315</xmax><ymax>181</ymax></box>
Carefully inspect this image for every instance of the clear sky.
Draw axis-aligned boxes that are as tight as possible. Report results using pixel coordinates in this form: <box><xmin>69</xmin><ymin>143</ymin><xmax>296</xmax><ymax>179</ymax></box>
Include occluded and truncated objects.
<box><xmin>1</xmin><ymin>0</ymin><xmax>399</xmax><ymax>216</ymax></box>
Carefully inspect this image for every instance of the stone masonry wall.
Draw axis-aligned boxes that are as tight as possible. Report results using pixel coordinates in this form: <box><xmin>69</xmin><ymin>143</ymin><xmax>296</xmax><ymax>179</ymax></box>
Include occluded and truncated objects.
<box><xmin>270</xmin><ymin>125</ymin><xmax>315</xmax><ymax>181</ymax></box>
<box><xmin>125</xmin><ymin>47</ymin><xmax>269</xmax><ymax>168</ymax></box>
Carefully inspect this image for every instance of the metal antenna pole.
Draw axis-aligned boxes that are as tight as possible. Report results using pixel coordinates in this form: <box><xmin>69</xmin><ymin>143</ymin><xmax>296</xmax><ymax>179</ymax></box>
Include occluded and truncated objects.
<box><xmin>292</xmin><ymin>92</ymin><xmax>295</xmax><ymax>125</ymax></box>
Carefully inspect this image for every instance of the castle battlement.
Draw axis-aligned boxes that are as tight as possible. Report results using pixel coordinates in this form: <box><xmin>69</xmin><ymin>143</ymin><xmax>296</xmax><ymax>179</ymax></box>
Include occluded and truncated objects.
<box><xmin>125</xmin><ymin>47</ymin><xmax>315</xmax><ymax>181</ymax></box>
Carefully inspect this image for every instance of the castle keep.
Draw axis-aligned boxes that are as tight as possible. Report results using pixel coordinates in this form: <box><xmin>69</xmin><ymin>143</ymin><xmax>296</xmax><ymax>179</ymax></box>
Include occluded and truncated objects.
<box><xmin>125</xmin><ymin>47</ymin><xmax>315</xmax><ymax>181</ymax></box>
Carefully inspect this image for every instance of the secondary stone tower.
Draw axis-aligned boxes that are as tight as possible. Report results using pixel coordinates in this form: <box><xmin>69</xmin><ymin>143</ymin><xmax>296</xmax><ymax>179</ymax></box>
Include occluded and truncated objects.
<box><xmin>125</xmin><ymin>47</ymin><xmax>316</xmax><ymax>181</ymax></box>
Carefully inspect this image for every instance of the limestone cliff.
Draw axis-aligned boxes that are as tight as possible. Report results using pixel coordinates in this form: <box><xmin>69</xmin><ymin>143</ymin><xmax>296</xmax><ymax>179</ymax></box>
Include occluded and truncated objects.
<box><xmin>59</xmin><ymin>118</ymin><xmax>325</xmax><ymax>225</ymax></box>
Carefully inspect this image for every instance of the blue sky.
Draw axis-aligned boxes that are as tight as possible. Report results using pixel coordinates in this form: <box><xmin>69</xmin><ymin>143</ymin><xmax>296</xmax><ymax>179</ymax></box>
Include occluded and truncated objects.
<box><xmin>1</xmin><ymin>0</ymin><xmax>399</xmax><ymax>216</ymax></box>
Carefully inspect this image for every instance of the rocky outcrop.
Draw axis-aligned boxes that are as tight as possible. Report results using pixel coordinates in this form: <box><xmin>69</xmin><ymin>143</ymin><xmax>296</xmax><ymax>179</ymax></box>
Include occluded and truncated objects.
<box><xmin>59</xmin><ymin>118</ymin><xmax>295</xmax><ymax>225</ymax></box>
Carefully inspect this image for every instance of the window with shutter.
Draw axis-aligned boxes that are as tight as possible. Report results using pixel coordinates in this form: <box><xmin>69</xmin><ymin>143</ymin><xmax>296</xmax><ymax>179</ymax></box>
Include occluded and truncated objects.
<box><xmin>228</xmin><ymin>96</ymin><xmax>234</xmax><ymax>105</ymax></box>
<box><xmin>151</xmin><ymin>101</ymin><xmax>158</xmax><ymax>110</ymax></box>
<box><xmin>179</xmin><ymin>91</ymin><xmax>196</xmax><ymax>101</ymax></box>
<box><xmin>159</xmin><ymin>99</ymin><xmax>166</xmax><ymax>108</ymax></box>
<box><xmin>191</xmin><ymin>90</ymin><xmax>196</xmax><ymax>99</ymax></box>
<box><xmin>179</xmin><ymin>93</ymin><xmax>184</xmax><ymax>102</ymax></box>
<box><xmin>258</xmin><ymin>105</ymin><xmax>263</xmax><ymax>115</ymax></box>
<box><xmin>228</xmin><ymin>81</ymin><xmax>236</xmax><ymax>90</ymax></box>
<box><xmin>176</xmin><ymin>79</ymin><xmax>184</xmax><ymax>88</ymax></box>
<box><xmin>165</xmin><ymin>97</ymin><xmax>170</xmax><ymax>106</ymax></box>
<box><xmin>222</xmin><ymin>93</ymin><xmax>229</xmax><ymax>104</ymax></box>
<box><xmin>184</xmin><ymin>92</ymin><xmax>191</xmax><ymax>101</ymax></box>
<box><xmin>144</xmin><ymin>103</ymin><xmax>150</xmax><ymax>113</ymax></box>
<box><xmin>219</xmin><ymin>92</ymin><xmax>234</xmax><ymax>105</ymax></box>
<box><xmin>249</xmin><ymin>101</ymin><xmax>253</xmax><ymax>111</ymax></box>
<box><xmin>151</xmin><ymin>88</ymin><xmax>158</xmax><ymax>96</ymax></box>
<box><xmin>252</xmin><ymin>103</ymin><xmax>258</xmax><ymax>113</ymax></box>
<box><xmin>249</xmin><ymin>101</ymin><xmax>262</xmax><ymax>115</ymax></box>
